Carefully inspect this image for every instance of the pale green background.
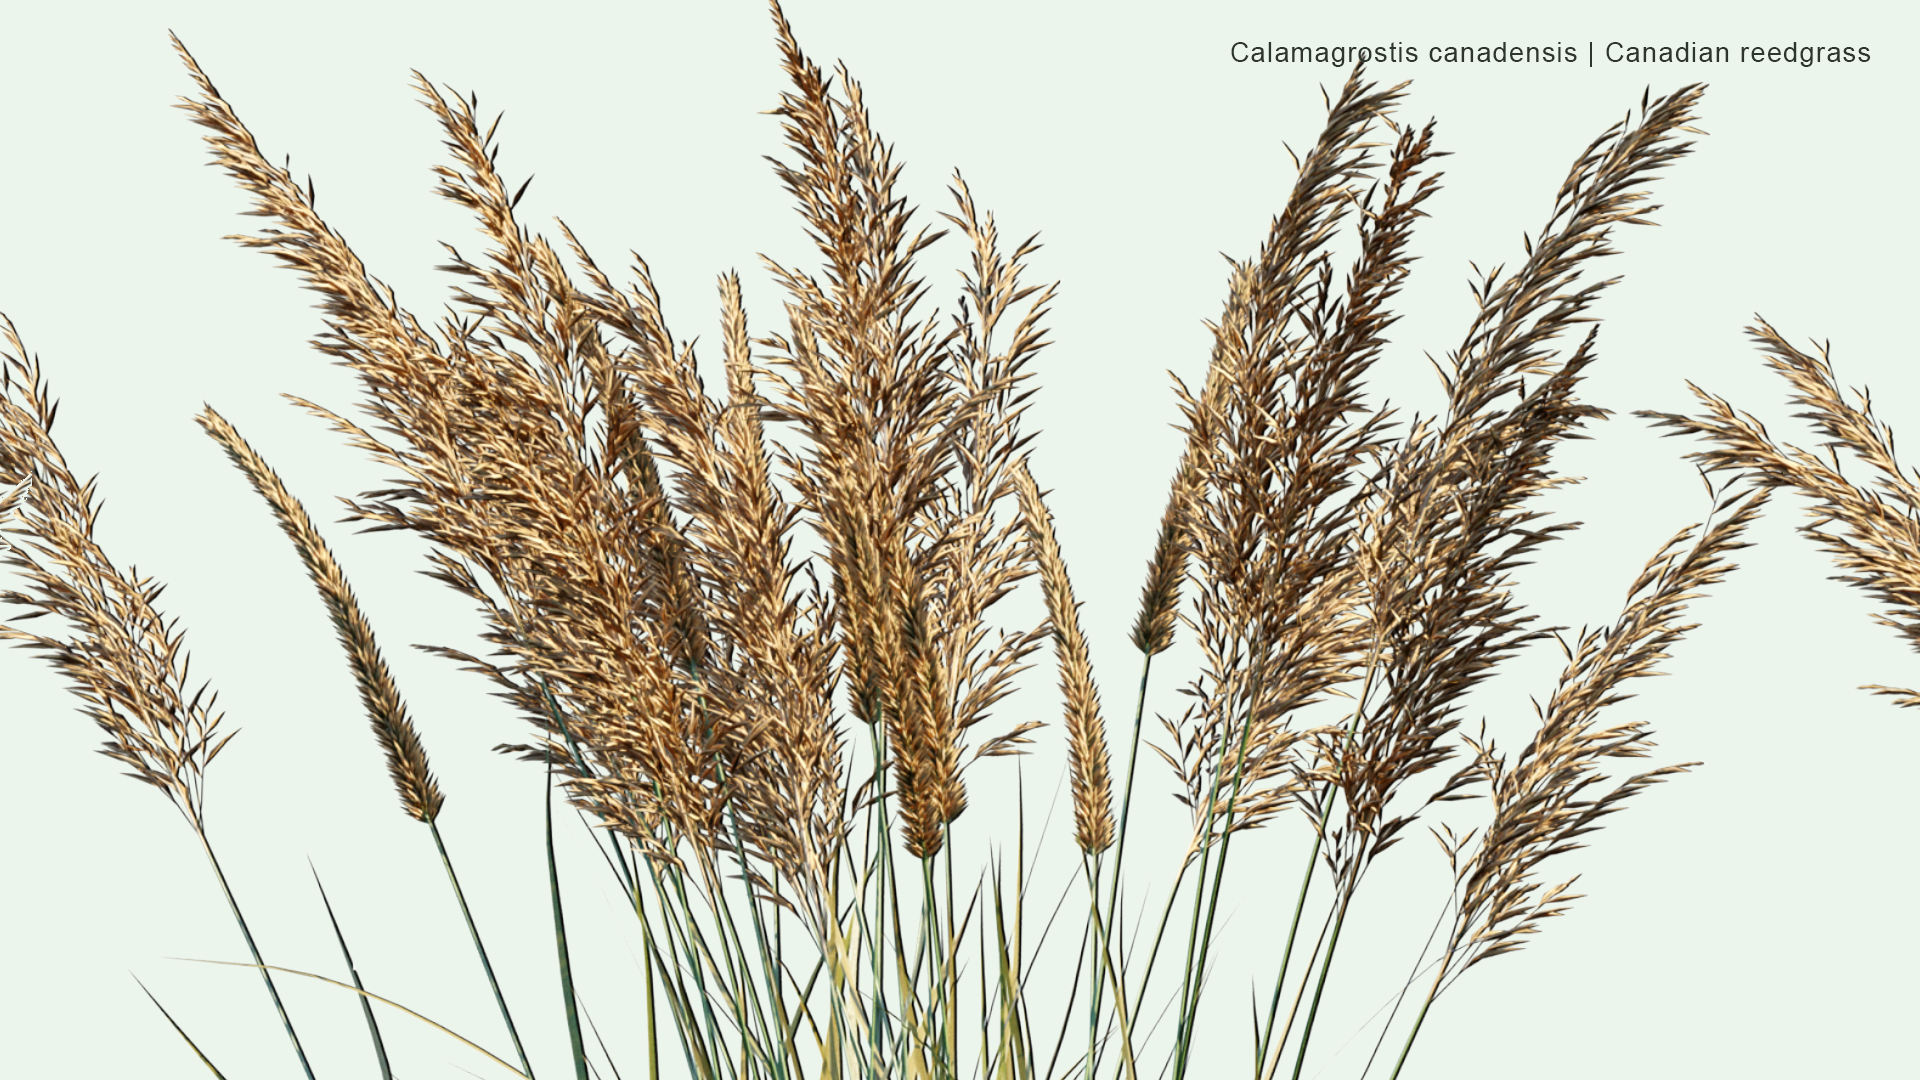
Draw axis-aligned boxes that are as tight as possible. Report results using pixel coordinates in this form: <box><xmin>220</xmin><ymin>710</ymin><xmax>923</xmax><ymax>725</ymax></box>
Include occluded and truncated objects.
<box><xmin>2</xmin><ymin>1</ymin><xmax>1913</xmax><ymax>1077</ymax></box>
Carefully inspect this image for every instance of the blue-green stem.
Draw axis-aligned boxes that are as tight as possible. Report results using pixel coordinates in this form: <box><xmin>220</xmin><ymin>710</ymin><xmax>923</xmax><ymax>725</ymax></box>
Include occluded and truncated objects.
<box><xmin>1086</xmin><ymin>652</ymin><xmax>1154</xmax><ymax>1080</ymax></box>
<box><xmin>134</xmin><ymin>973</ymin><xmax>230</xmax><ymax>1079</ymax></box>
<box><xmin>541</xmin><ymin>743</ymin><xmax>590</xmax><ymax>1080</ymax></box>
<box><xmin>194</xmin><ymin>829</ymin><xmax>316</xmax><ymax>1080</ymax></box>
<box><xmin>539</xmin><ymin>672</ymin><xmax>729</xmax><ymax>1078</ymax></box>
<box><xmin>427</xmin><ymin>816</ymin><xmax>537</xmax><ymax>1079</ymax></box>
<box><xmin>676</xmin><ymin>656</ymin><xmax>794</xmax><ymax>1080</ymax></box>
<box><xmin>1171</xmin><ymin>647</ymin><xmax>1267</xmax><ymax>1080</ymax></box>
<box><xmin>1289</xmin><ymin>897</ymin><xmax>1354</xmax><ymax>1080</ymax></box>
<box><xmin>1386</xmin><ymin>941</ymin><xmax>1450</xmax><ymax>1079</ymax></box>
<box><xmin>1255</xmin><ymin>639</ymin><xmax>1382</xmax><ymax>1080</ymax></box>
<box><xmin>308</xmin><ymin>861</ymin><xmax>394</xmax><ymax>1080</ymax></box>
<box><xmin>1250</xmin><ymin>827</ymin><xmax>1327</xmax><ymax>1078</ymax></box>
<box><xmin>1080</xmin><ymin>851</ymin><xmax>1138</xmax><ymax>1080</ymax></box>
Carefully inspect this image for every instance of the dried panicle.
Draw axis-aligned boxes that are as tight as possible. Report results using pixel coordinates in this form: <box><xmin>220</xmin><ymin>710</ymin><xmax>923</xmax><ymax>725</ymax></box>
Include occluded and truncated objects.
<box><xmin>891</xmin><ymin>591</ymin><xmax>965</xmax><ymax>858</ymax></box>
<box><xmin>173</xmin><ymin>30</ymin><xmax>737</xmax><ymax>859</ymax></box>
<box><xmin>1314</xmin><ymin>85</ymin><xmax>1707</xmax><ymax>897</ymax></box>
<box><xmin>1639</xmin><ymin>319</ymin><xmax>1920</xmax><ymax>706</ymax></box>
<box><xmin>576</xmin><ymin>260</ymin><xmax>850</xmax><ymax>881</ymax></box>
<box><xmin>168</xmin><ymin>33</ymin><xmax>441</xmax><ymax>383</ymax></box>
<box><xmin>197</xmin><ymin>406</ymin><xmax>444</xmax><ymax>823</ymax></box>
<box><xmin>1161</xmin><ymin>67</ymin><xmax>1430</xmax><ymax>848</ymax></box>
<box><xmin>749</xmin><ymin>3</ymin><xmax>1055</xmax><ymax>861</ymax></box>
<box><xmin>1130</xmin><ymin>454</ymin><xmax>1196</xmax><ymax>656</ymax></box>
<box><xmin>926</xmin><ymin>173</ymin><xmax>1053</xmax><ymax>754</ymax></box>
<box><xmin>0</xmin><ymin>316</ymin><xmax>235</xmax><ymax>832</ymax></box>
<box><xmin>1013</xmin><ymin>459</ymin><xmax>1114</xmax><ymax>854</ymax></box>
<box><xmin>168</xmin><ymin>5</ymin><xmax>1056</xmax><ymax>891</ymax></box>
<box><xmin>0</xmin><ymin>18</ymin><xmax>1785</xmax><ymax>1076</ymax></box>
<box><xmin>756</xmin><ymin>0</ymin><xmax>956</xmax><ymax>739</ymax></box>
<box><xmin>1432</xmin><ymin>484</ymin><xmax>1764</xmax><ymax>980</ymax></box>
<box><xmin>1443</xmin><ymin>84</ymin><xmax>1707</xmax><ymax>421</ymax></box>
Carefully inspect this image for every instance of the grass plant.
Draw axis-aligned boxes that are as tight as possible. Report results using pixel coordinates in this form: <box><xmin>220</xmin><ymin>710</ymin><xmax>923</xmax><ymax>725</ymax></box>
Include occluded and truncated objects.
<box><xmin>2</xmin><ymin>4</ymin><xmax>1771</xmax><ymax>1077</ymax></box>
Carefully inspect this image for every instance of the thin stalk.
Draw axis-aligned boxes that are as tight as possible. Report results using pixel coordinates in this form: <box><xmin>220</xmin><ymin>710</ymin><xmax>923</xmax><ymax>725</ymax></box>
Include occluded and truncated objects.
<box><xmin>181</xmin><ymin>957</ymin><xmax>530</xmax><ymax>1074</ymax></box>
<box><xmin>583</xmin><ymin>1004</ymin><xmax>628</xmax><ymax>1080</ymax></box>
<box><xmin>1386</xmin><ymin>956</ymin><xmax>1448</xmax><ymax>1080</ymax></box>
<box><xmin>1288</xmin><ymin>896</ymin><xmax>1354</xmax><ymax>1080</ymax></box>
<box><xmin>193</xmin><ymin>831</ymin><xmax>316</xmax><ymax>1080</ymax></box>
<box><xmin>821</xmin><ymin>876</ymin><xmax>879</xmax><ymax>1080</ymax></box>
<box><xmin>663</xmin><ymin>849</ymin><xmax>742</xmax><ymax>1078</ymax></box>
<box><xmin>543</xmin><ymin>745</ymin><xmax>591</xmax><ymax>1080</ymax></box>
<box><xmin>573</xmin><ymin>770</ymin><xmax>698</xmax><ymax>1079</ymax></box>
<box><xmin>1089</xmin><ymin>652</ymin><xmax>1154</xmax><ymax>1079</ymax></box>
<box><xmin>428</xmin><ymin>816</ymin><xmax>537</xmax><ymax>1079</ymax></box>
<box><xmin>1249</xmin><ymin>832</ymin><xmax>1323</xmax><ymax>1078</ymax></box>
<box><xmin>693</xmin><ymin>812</ymin><xmax>782</xmax><ymax>1079</ymax></box>
<box><xmin>534</xmin><ymin>676</ymin><xmax>702</xmax><ymax>1074</ymax></box>
<box><xmin>1359</xmin><ymin>890</ymin><xmax>1457</xmax><ymax>1080</ymax></box>
<box><xmin>134</xmin><ymin>974</ymin><xmax>230</xmax><ymax>1079</ymax></box>
<box><xmin>1039</xmin><ymin>908</ymin><xmax>1093</xmax><ymax>1080</ymax></box>
<box><xmin>602</xmin><ymin>776</ymin><xmax>726</xmax><ymax>1073</ymax></box>
<box><xmin>1083</xmin><ymin>854</ymin><xmax>1099</xmax><ymax>1080</ymax></box>
<box><xmin>868</xmin><ymin>720</ymin><xmax>896</xmax><ymax>1075</ymax></box>
<box><xmin>724</xmin><ymin>816</ymin><xmax>803</xmax><ymax>1080</ymax></box>
<box><xmin>1014</xmin><ymin>759</ymin><xmax>1034</xmax><ymax>1080</ymax></box>
<box><xmin>647</xmin><ymin>905</ymin><xmax>661</xmax><ymax>1080</ymax></box>
<box><xmin>776</xmin><ymin>870</ymin><xmax>797</xmax><ymax>1078</ymax></box>
<box><xmin>1266</xmin><ymin>895</ymin><xmax>1341</xmax><ymax>1077</ymax></box>
<box><xmin>886</xmin><ymin>853</ymin><xmax>927</xmax><ymax>1080</ymax></box>
<box><xmin>631</xmin><ymin>818</ymin><xmax>719</xmax><ymax>1080</ymax></box>
<box><xmin>978</xmin><ymin>898</ymin><xmax>989</xmax><ymax>1080</ymax></box>
<box><xmin>308</xmin><ymin>861</ymin><xmax>394</xmax><ymax>1080</ymax></box>
<box><xmin>1170</xmin><ymin>640</ymin><xmax>1264</xmax><ymax>1079</ymax></box>
<box><xmin>1080</xmin><ymin>853</ymin><xmax>1138</xmax><ymax>1080</ymax></box>
<box><xmin>681</xmin><ymin>658</ymin><xmax>791</xmax><ymax>1080</ymax></box>
<box><xmin>920</xmin><ymin>854</ymin><xmax>948</xmax><ymax>1077</ymax></box>
<box><xmin>1256</xmin><ymin>638</ymin><xmax>1383</xmax><ymax>1080</ymax></box>
<box><xmin>945</xmin><ymin>827</ymin><xmax>960</xmax><ymax>1079</ymax></box>
<box><xmin>643</xmin><ymin>822</ymin><xmax>731</xmax><ymax>1073</ymax></box>
<box><xmin>990</xmin><ymin>864</ymin><xmax>1030</xmax><ymax>1080</ymax></box>
<box><xmin>1113</xmin><ymin>840</ymin><xmax>1199</xmax><ymax>1067</ymax></box>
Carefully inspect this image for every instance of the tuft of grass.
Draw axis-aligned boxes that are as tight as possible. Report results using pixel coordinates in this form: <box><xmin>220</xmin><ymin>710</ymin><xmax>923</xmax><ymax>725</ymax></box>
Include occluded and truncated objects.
<box><xmin>2</xmin><ymin>4</ymin><xmax>1778</xmax><ymax>1078</ymax></box>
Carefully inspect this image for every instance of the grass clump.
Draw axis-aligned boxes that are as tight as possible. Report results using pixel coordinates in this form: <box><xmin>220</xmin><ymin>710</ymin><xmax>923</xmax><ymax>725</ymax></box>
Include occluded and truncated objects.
<box><xmin>2</xmin><ymin>3</ymin><xmax>1767</xmax><ymax>1077</ymax></box>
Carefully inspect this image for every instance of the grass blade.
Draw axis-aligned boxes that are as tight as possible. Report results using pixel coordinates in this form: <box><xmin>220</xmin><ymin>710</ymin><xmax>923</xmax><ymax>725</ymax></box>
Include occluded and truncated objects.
<box><xmin>133</xmin><ymin>974</ymin><xmax>229</xmax><ymax>1079</ymax></box>
<box><xmin>309</xmin><ymin>859</ymin><xmax>395</xmax><ymax>1080</ymax></box>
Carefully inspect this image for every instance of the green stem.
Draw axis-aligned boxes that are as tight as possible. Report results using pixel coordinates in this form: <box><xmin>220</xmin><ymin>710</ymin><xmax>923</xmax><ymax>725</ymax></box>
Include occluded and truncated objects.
<box><xmin>623</xmin><ymin>798</ymin><xmax>717</xmax><ymax>1080</ymax></box>
<box><xmin>683</xmin><ymin>655</ymin><xmax>793</xmax><ymax>1080</ymax></box>
<box><xmin>1289</xmin><ymin>899</ymin><xmax>1352</xmax><ymax>1080</ymax></box>
<box><xmin>1172</xmin><ymin>645</ymin><xmax>1266</xmax><ymax>1080</ymax></box>
<box><xmin>529</xmin><ymin>674</ymin><xmax>710</xmax><ymax>1079</ymax></box>
<box><xmin>428</xmin><ymin>816</ymin><xmax>537</xmax><ymax>1079</ymax></box>
<box><xmin>920</xmin><ymin>853</ymin><xmax>947</xmax><ymax>1078</ymax></box>
<box><xmin>663</xmin><ymin>848</ymin><xmax>737</xmax><ymax>1077</ymax></box>
<box><xmin>1251</xmin><ymin>828</ymin><xmax>1323</xmax><ymax>1078</ymax></box>
<box><xmin>542</xmin><ymin>745</ymin><xmax>590</xmax><ymax>1080</ymax></box>
<box><xmin>869</xmin><ymin>721</ymin><xmax>895</xmax><ymax>1077</ymax></box>
<box><xmin>1257</xmin><ymin>638</ymin><xmax>1382</xmax><ymax>1080</ymax></box>
<box><xmin>1091</xmin><ymin>653</ymin><xmax>1154</xmax><ymax>1080</ymax></box>
<box><xmin>647</xmin><ymin>917</ymin><xmax>661</xmax><ymax>1080</ymax></box>
<box><xmin>1085</xmin><ymin>854</ymin><xmax>1098</xmax><ymax>1080</ymax></box>
<box><xmin>308</xmin><ymin>862</ymin><xmax>394</xmax><ymax>1080</ymax></box>
<box><xmin>195</xmin><ymin>830</ymin><xmax>317</xmax><ymax>1080</ymax></box>
<box><xmin>945</xmin><ymin>828</ymin><xmax>959</xmax><ymax>1079</ymax></box>
<box><xmin>1081</xmin><ymin>852</ymin><xmax>1138</xmax><ymax>1080</ymax></box>
<box><xmin>1386</xmin><ymin>951</ymin><xmax>1448</xmax><ymax>1080</ymax></box>
<box><xmin>1115</xmin><ymin>845</ymin><xmax>1196</xmax><ymax>1067</ymax></box>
